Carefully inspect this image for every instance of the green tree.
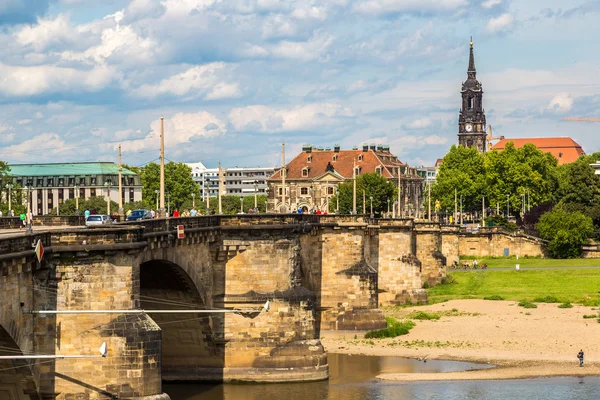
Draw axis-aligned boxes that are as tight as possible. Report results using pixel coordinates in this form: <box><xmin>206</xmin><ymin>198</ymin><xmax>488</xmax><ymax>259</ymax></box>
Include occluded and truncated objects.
<box><xmin>484</xmin><ymin>143</ymin><xmax>558</xmax><ymax>216</ymax></box>
<box><xmin>332</xmin><ymin>173</ymin><xmax>396</xmax><ymax>215</ymax></box>
<box><xmin>536</xmin><ymin>207</ymin><xmax>594</xmax><ymax>258</ymax></box>
<box><xmin>432</xmin><ymin>145</ymin><xmax>485</xmax><ymax>212</ymax></box>
<box><xmin>139</xmin><ymin>162</ymin><xmax>200</xmax><ymax>209</ymax></box>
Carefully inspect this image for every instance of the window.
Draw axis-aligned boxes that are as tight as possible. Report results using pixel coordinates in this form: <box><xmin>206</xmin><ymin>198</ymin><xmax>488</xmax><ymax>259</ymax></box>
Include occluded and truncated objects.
<box><xmin>375</xmin><ymin>167</ymin><xmax>382</xmax><ymax>175</ymax></box>
<box><xmin>47</xmin><ymin>178</ymin><xmax>54</xmax><ymax>187</ymax></box>
<box><xmin>69</xmin><ymin>189</ymin><xmax>74</xmax><ymax>199</ymax></box>
<box><xmin>332</xmin><ymin>155</ymin><xmax>338</xmax><ymax>162</ymax></box>
<box><xmin>90</xmin><ymin>188</ymin><xmax>96</xmax><ymax>197</ymax></box>
<box><xmin>307</xmin><ymin>156</ymin><xmax>312</xmax><ymax>163</ymax></box>
<box><xmin>79</xmin><ymin>188</ymin><xmax>85</xmax><ymax>198</ymax></box>
<box><xmin>36</xmin><ymin>178</ymin><xmax>43</xmax><ymax>187</ymax></box>
<box><xmin>91</xmin><ymin>177</ymin><xmax>97</xmax><ymax>185</ymax></box>
<box><xmin>301</xmin><ymin>187</ymin><xmax>308</xmax><ymax>195</ymax></box>
<box><xmin>327</xmin><ymin>187</ymin><xmax>334</xmax><ymax>195</ymax></box>
<box><xmin>302</xmin><ymin>168</ymin><xmax>309</xmax><ymax>177</ymax></box>
<box><xmin>358</xmin><ymin>154</ymin><xmax>363</xmax><ymax>161</ymax></box>
<box><xmin>129</xmin><ymin>188</ymin><xmax>135</xmax><ymax>202</ymax></box>
<box><xmin>558</xmin><ymin>152</ymin><xmax>563</xmax><ymax>158</ymax></box>
<box><xmin>468</xmin><ymin>97</ymin><xmax>474</xmax><ymax>109</ymax></box>
<box><xmin>58</xmin><ymin>178</ymin><xmax>64</xmax><ymax>186</ymax></box>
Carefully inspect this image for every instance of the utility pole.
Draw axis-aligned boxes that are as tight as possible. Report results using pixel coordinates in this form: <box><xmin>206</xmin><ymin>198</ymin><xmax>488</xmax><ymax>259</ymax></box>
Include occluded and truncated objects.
<box><xmin>159</xmin><ymin>116</ymin><xmax>165</xmax><ymax>217</ymax></box>
<box><xmin>454</xmin><ymin>188</ymin><xmax>457</xmax><ymax>225</ymax></box>
<box><xmin>74</xmin><ymin>185</ymin><xmax>79</xmax><ymax>212</ymax></box>
<box><xmin>352</xmin><ymin>158</ymin><xmax>357</xmax><ymax>214</ymax></box>
<box><xmin>118</xmin><ymin>144</ymin><xmax>123</xmax><ymax>218</ymax></box>
<box><xmin>205</xmin><ymin>179</ymin><xmax>210</xmax><ymax>213</ymax></box>
<box><xmin>253</xmin><ymin>181</ymin><xmax>258</xmax><ymax>209</ymax></box>
<box><xmin>506</xmin><ymin>194</ymin><xmax>510</xmax><ymax>217</ymax></box>
<box><xmin>281</xmin><ymin>142</ymin><xmax>286</xmax><ymax>213</ymax></box>
<box><xmin>482</xmin><ymin>196</ymin><xmax>486</xmax><ymax>226</ymax></box>
<box><xmin>427</xmin><ymin>182</ymin><xmax>431</xmax><ymax>222</ymax></box>
<box><xmin>218</xmin><ymin>161</ymin><xmax>223</xmax><ymax>214</ymax></box>
<box><xmin>363</xmin><ymin>189</ymin><xmax>366</xmax><ymax>215</ymax></box>
<box><xmin>459</xmin><ymin>195</ymin><xmax>463</xmax><ymax>226</ymax></box>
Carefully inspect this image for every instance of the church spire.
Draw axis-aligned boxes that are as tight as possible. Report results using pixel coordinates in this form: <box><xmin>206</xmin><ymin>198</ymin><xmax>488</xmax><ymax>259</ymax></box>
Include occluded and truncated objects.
<box><xmin>468</xmin><ymin>37</ymin><xmax>476</xmax><ymax>78</ymax></box>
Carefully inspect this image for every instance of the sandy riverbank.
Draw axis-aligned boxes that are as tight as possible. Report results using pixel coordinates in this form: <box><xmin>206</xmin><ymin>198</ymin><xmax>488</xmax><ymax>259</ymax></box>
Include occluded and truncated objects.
<box><xmin>320</xmin><ymin>299</ymin><xmax>600</xmax><ymax>381</ymax></box>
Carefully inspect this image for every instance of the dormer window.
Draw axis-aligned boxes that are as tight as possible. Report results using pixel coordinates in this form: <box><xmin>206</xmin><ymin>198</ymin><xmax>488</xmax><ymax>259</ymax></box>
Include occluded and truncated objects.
<box><xmin>302</xmin><ymin>167</ymin><xmax>309</xmax><ymax>177</ymax></box>
<box><xmin>332</xmin><ymin>154</ymin><xmax>338</xmax><ymax>162</ymax></box>
<box><xmin>375</xmin><ymin>166</ymin><xmax>382</xmax><ymax>175</ymax></box>
<box><xmin>558</xmin><ymin>152</ymin><xmax>563</xmax><ymax>158</ymax></box>
<box><xmin>354</xmin><ymin>167</ymin><xmax>361</xmax><ymax>176</ymax></box>
<box><xmin>358</xmin><ymin>154</ymin><xmax>363</xmax><ymax>162</ymax></box>
<box><xmin>307</xmin><ymin>156</ymin><xmax>312</xmax><ymax>163</ymax></box>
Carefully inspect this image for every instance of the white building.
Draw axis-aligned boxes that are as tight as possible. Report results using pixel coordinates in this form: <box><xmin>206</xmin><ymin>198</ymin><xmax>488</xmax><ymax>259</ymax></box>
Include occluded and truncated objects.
<box><xmin>187</xmin><ymin>162</ymin><xmax>274</xmax><ymax>198</ymax></box>
<box><xmin>591</xmin><ymin>161</ymin><xmax>600</xmax><ymax>175</ymax></box>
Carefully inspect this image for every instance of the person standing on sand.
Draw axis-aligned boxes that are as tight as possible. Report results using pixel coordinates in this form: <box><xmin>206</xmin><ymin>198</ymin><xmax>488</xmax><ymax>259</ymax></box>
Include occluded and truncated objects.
<box><xmin>578</xmin><ymin>350</ymin><xmax>584</xmax><ymax>367</ymax></box>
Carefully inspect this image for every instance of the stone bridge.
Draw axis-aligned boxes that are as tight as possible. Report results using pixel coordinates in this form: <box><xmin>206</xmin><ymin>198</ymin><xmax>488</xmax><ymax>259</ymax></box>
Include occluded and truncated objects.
<box><xmin>0</xmin><ymin>215</ymin><xmax>545</xmax><ymax>399</ymax></box>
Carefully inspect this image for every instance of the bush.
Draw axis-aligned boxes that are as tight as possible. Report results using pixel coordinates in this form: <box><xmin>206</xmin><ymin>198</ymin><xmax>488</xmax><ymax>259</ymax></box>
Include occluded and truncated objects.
<box><xmin>484</xmin><ymin>295</ymin><xmax>504</xmax><ymax>301</ymax></box>
<box><xmin>407</xmin><ymin>311</ymin><xmax>441</xmax><ymax>320</ymax></box>
<box><xmin>583</xmin><ymin>314</ymin><xmax>597</xmax><ymax>319</ymax></box>
<box><xmin>557</xmin><ymin>302</ymin><xmax>573</xmax><ymax>308</ymax></box>
<box><xmin>536</xmin><ymin>208</ymin><xmax>594</xmax><ymax>258</ymax></box>
<box><xmin>518</xmin><ymin>300</ymin><xmax>537</xmax><ymax>309</ymax></box>
<box><xmin>533</xmin><ymin>295</ymin><xmax>560</xmax><ymax>303</ymax></box>
<box><xmin>441</xmin><ymin>275</ymin><xmax>456</xmax><ymax>285</ymax></box>
<box><xmin>364</xmin><ymin>318</ymin><xmax>415</xmax><ymax>339</ymax></box>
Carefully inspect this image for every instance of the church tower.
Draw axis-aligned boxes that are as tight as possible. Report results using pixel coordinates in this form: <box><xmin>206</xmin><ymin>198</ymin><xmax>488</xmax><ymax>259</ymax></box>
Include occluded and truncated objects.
<box><xmin>458</xmin><ymin>39</ymin><xmax>487</xmax><ymax>153</ymax></box>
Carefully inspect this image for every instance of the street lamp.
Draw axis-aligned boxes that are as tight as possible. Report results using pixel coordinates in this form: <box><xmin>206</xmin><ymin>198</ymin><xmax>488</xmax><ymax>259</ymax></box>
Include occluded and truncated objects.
<box><xmin>336</xmin><ymin>189</ymin><xmax>340</xmax><ymax>214</ymax></box>
<box><xmin>253</xmin><ymin>180</ymin><xmax>258</xmax><ymax>209</ymax></box>
<box><xmin>74</xmin><ymin>185</ymin><xmax>79</xmax><ymax>214</ymax></box>
<box><xmin>387</xmin><ymin>198</ymin><xmax>390</xmax><ymax>215</ymax></box>
<box><xmin>459</xmin><ymin>195</ymin><xmax>463</xmax><ymax>226</ymax></box>
<box><xmin>205</xmin><ymin>178</ymin><xmax>210</xmax><ymax>213</ymax></box>
<box><xmin>155</xmin><ymin>189</ymin><xmax>159</xmax><ymax>211</ymax></box>
<box><xmin>240</xmin><ymin>196</ymin><xmax>244</xmax><ymax>213</ymax></box>
<box><xmin>370</xmin><ymin>195</ymin><xmax>373</xmax><ymax>217</ymax></box>
<box><xmin>5</xmin><ymin>183</ymin><xmax>13</xmax><ymax>214</ymax></box>
<box><xmin>310</xmin><ymin>184</ymin><xmax>315</xmax><ymax>208</ymax></box>
<box><xmin>506</xmin><ymin>194</ymin><xmax>510</xmax><ymax>217</ymax></box>
<box><xmin>192</xmin><ymin>192</ymin><xmax>195</xmax><ymax>209</ymax></box>
<box><xmin>167</xmin><ymin>192</ymin><xmax>170</xmax><ymax>216</ymax></box>
<box><xmin>25</xmin><ymin>185</ymin><xmax>33</xmax><ymax>233</ymax></box>
<box><xmin>104</xmin><ymin>180</ymin><xmax>111</xmax><ymax>216</ymax></box>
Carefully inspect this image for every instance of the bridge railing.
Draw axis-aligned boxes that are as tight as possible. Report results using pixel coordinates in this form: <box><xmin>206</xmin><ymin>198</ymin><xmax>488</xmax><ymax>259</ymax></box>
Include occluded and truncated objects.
<box><xmin>0</xmin><ymin>217</ymin><xmax>22</xmax><ymax>229</ymax></box>
<box><xmin>0</xmin><ymin>232</ymin><xmax>52</xmax><ymax>260</ymax></box>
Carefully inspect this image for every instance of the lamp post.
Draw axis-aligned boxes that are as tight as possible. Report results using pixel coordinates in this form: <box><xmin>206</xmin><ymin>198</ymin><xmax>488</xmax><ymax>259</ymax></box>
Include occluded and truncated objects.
<box><xmin>240</xmin><ymin>196</ymin><xmax>244</xmax><ymax>214</ymax></box>
<box><xmin>363</xmin><ymin>190</ymin><xmax>366</xmax><ymax>215</ymax></box>
<box><xmin>253</xmin><ymin>180</ymin><xmax>258</xmax><ymax>209</ymax></box>
<box><xmin>310</xmin><ymin>184</ymin><xmax>314</xmax><ymax>209</ymax></box>
<box><xmin>459</xmin><ymin>195</ymin><xmax>463</xmax><ymax>226</ymax></box>
<box><xmin>155</xmin><ymin>189</ymin><xmax>159</xmax><ymax>211</ymax></box>
<box><xmin>387</xmin><ymin>198</ymin><xmax>390</xmax><ymax>215</ymax></box>
<box><xmin>74</xmin><ymin>185</ymin><xmax>79</xmax><ymax>213</ymax></box>
<box><xmin>370</xmin><ymin>195</ymin><xmax>373</xmax><ymax>217</ymax></box>
<box><xmin>167</xmin><ymin>193</ymin><xmax>170</xmax><ymax>216</ymax></box>
<box><xmin>192</xmin><ymin>192</ymin><xmax>195</xmax><ymax>209</ymax></box>
<box><xmin>25</xmin><ymin>185</ymin><xmax>33</xmax><ymax>233</ymax></box>
<box><xmin>336</xmin><ymin>189</ymin><xmax>340</xmax><ymax>214</ymax></box>
<box><xmin>265</xmin><ymin>187</ymin><xmax>269</xmax><ymax>213</ymax></box>
<box><xmin>506</xmin><ymin>194</ymin><xmax>510</xmax><ymax>217</ymax></box>
<box><xmin>205</xmin><ymin>179</ymin><xmax>210</xmax><ymax>214</ymax></box>
<box><xmin>104</xmin><ymin>181</ymin><xmax>111</xmax><ymax>216</ymax></box>
<box><xmin>5</xmin><ymin>183</ymin><xmax>13</xmax><ymax>214</ymax></box>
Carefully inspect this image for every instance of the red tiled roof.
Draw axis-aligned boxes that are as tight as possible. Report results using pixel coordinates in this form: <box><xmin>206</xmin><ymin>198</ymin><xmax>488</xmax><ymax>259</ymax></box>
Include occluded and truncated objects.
<box><xmin>268</xmin><ymin>149</ymin><xmax>410</xmax><ymax>181</ymax></box>
<box><xmin>491</xmin><ymin>137</ymin><xmax>585</xmax><ymax>165</ymax></box>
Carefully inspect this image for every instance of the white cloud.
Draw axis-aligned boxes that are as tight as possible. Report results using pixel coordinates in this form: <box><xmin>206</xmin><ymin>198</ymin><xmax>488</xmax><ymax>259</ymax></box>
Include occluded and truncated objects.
<box><xmin>114</xmin><ymin>129</ymin><xmax>143</xmax><ymax>141</ymax></box>
<box><xmin>424</xmin><ymin>134</ymin><xmax>448</xmax><ymax>145</ymax></box>
<box><xmin>120</xmin><ymin>111</ymin><xmax>227</xmax><ymax>152</ymax></box>
<box><xmin>228</xmin><ymin>103</ymin><xmax>353</xmax><ymax>133</ymax></box>
<box><xmin>17</xmin><ymin>119</ymin><xmax>32</xmax><ymax>125</ymax></box>
<box><xmin>162</xmin><ymin>0</ymin><xmax>218</xmax><ymax>16</ymax></box>
<box><xmin>14</xmin><ymin>14</ymin><xmax>76</xmax><ymax>52</ymax></box>
<box><xmin>407</xmin><ymin>118</ymin><xmax>433</xmax><ymax>129</ymax></box>
<box><xmin>354</xmin><ymin>0</ymin><xmax>467</xmax><ymax>15</ymax></box>
<box><xmin>132</xmin><ymin>63</ymin><xmax>241</xmax><ymax>100</ymax></box>
<box><xmin>271</xmin><ymin>31</ymin><xmax>334</xmax><ymax>61</ymax></box>
<box><xmin>2</xmin><ymin>133</ymin><xmax>68</xmax><ymax>161</ymax></box>
<box><xmin>547</xmin><ymin>92</ymin><xmax>573</xmax><ymax>113</ymax></box>
<box><xmin>0</xmin><ymin>63</ymin><xmax>120</xmax><ymax>96</ymax></box>
<box><xmin>35</xmin><ymin>112</ymin><xmax>44</xmax><ymax>119</ymax></box>
<box><xmin>486</xmin><ymin>13</ymin><xmax>514</xmax><ymax>33</ymax></box>
<box><xmin>481</xmin><ymin>0</ymin><xmax>502</xmax><ymax>8</ymax></box>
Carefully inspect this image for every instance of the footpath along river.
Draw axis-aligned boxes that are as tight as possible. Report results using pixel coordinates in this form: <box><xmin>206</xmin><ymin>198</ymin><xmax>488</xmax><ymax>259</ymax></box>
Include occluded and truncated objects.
<box><xmin>163</xmin><ymin>353</ymin><xmax>600</xmax><ymax>400</ymax></box>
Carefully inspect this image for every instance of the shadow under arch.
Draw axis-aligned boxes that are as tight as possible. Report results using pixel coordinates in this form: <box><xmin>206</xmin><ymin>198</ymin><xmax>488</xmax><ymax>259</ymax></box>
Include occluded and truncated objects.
<box><xmin>140</xmin><ymin>259</ymin><xmax>224</xmax><ymax>382</ymax></box>
<box><xmin>0</xmin><ymin>325</ymin><xmax>38</xmax><ymax>400</ymax></box>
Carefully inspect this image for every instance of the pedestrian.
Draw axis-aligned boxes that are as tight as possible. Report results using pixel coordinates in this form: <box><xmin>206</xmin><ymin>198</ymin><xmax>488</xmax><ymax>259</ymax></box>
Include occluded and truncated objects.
<box><xmin>190</xmin><ymin>207</ymin><xmax>197</xmax><ymax>217</ymax></box>
<box><xmin>84</xmin><ymin>209</ymin><xmax>90</xmax><ymax>220</ymax></box>
<box><xmin>173</xmin><ymin>208</ymin><xmax>180</xmax><ymax>218</ymax></box>
<box><xmin>578</xmin><ymin>350</ymin><xmax>584</xmax><ymax>367</ymax></box>
<box><xmin>19</xmin><ymin>212</ymin><xmax>26</xmax><ymax>229</ymax></box>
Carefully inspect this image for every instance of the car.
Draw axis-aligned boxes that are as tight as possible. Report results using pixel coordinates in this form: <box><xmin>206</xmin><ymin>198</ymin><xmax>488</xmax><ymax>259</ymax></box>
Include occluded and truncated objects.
<box><xmin>126</xmin><ymin>209</ymin><xmax>152</xmax><ymax>221</ymax></box>
<box><xmin>86</xmin><ymin>214</ymin><xmax>110</xmax><ymax>226</ymax></box>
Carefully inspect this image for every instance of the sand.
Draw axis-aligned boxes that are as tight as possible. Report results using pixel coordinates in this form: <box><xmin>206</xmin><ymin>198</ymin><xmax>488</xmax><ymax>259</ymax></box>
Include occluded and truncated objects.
<box><xmin>320</xmin><ymin>299</ymin><xmax>600</xmax><ymax>381</ymax></box>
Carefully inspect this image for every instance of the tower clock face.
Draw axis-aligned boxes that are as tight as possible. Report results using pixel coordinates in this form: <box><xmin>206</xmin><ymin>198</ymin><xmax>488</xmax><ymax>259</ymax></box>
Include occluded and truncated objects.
<box><xmin>465</xmin><ymin>123</ymin><xmax>473</xmax><ymax>132</ymax></box>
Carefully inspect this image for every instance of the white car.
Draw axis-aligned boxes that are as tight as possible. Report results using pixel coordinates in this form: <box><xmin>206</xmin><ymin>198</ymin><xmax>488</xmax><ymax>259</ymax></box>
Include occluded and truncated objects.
<box><xmin>86</xmin><ymin>214</ymin><xmax>110</xmax><ymax>227</ymax></box>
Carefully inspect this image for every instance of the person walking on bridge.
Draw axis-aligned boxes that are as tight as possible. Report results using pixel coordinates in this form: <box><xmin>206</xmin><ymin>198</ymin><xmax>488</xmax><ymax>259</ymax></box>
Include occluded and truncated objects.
<box><xmin>578</xmin><ymin>350</ymin><xmax>584</xmax><ymax>367</ymax></box>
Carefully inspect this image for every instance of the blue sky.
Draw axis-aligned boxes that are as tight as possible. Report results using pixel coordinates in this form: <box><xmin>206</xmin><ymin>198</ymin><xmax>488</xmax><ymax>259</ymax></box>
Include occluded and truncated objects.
<box><xmin>0</xmin><ymin>0</ymin><xmax>598</xmax><ymax>169</ymax></box>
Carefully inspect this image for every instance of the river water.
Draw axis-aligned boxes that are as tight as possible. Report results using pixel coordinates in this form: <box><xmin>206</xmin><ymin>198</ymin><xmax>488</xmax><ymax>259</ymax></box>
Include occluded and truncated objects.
<box><xmin>163</xmin><ymin>354</ymin><xmax>600</xmax><ymax>400</ymax></box>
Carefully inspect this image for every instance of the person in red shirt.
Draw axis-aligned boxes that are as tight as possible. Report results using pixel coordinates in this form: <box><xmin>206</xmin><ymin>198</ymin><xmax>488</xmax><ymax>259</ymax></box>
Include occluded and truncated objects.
<box><xmin>316</xmin><ymin>209</ymin><xmax>322</xmax><ymax>215</ymax></box>
<box><xmin>173</xmin><ymin>208</ymin><xmax>180</xmax><ymax>218</ymax></box>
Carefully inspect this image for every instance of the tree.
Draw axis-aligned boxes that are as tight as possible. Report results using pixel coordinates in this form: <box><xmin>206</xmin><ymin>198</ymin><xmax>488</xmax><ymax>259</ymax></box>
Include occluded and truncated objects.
<box><xmin>484</xmin><ymin>143</ymin><xmax>558</xmax><ymax>217</ymax></box>
<box><xmin>332</xmin><ymin>173</ymin><xmax>396</xmax><ymax>215</ymax></box>
<box><xmin>536</xmin><ymin>207</ymin><xmax>593</xmax><ymax>258</ymax></box>
<box><xmin>432</xmin><ymin>145</ymin><xmax>485</xmax><ymax>212</ymax></box>
<box><xmin>139</xmin><ymin>162</ymin><xmax>200</xmax><ymax>209</ymax></box>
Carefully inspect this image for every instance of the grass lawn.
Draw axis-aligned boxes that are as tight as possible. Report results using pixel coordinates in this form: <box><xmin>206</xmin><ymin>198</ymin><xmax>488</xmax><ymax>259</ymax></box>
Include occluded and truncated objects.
<box><xmin>428</xmin><ymin>269</ymin><xmax>600</xmax><ymax>305</ymax></box>
<box><xmin>457</xmin><ymin>257</ymin><xmax>600</xmax><ymax>269</ymax></box>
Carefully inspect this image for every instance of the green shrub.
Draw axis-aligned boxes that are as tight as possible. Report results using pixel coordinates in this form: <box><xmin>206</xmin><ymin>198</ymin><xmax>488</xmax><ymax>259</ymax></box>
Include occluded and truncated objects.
<box><xmin>422</xmin><ymin>282</ymin><xmax>430</xmax><ymax>289</ymax></box>
<box><xmin>484</xmin><ymin>295</ymin><xmax>504</xmax><ymax>301</ymax></box>
<box><xmin>440</xmin><ymin>275</ymin><xmax>456</xmax><ymax>285</ymax></box>
<box><xmin>364</xmin><ymin>318</ymin><xmax>415</xmax><ymax>339</ymax></box>
<box><xmin>536</xmin><ymin>208</ymin><xmax>594</xmax><ymax>259</ymax></box>
<box><xmin>583</xmin><ymin>314</ymin><xmax>597</xmax><ymax>319</ymax></box>
<box><xmin>407</xmin><ymin>311</ymin><xmax>441</xmax><ymax>320</ymax></box>
<box><xmin>534</xmin><ymin>295</ymin><xmax>560</xmax><ymax>303</ymax></box>
<box><xmin>557</xmin><ymin>302</ymin><xmax>573</xmax><ymax>308</ymax></box>
<box><xmin>518</xmin><ymin>300</ymin><xmax>537</xmax><ymax>309</ymax></box>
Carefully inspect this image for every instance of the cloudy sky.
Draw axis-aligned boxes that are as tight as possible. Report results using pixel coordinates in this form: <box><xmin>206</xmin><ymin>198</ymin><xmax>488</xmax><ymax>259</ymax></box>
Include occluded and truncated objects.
<box><xmin>0</xmin><ymin>0</ymin><xmax>598</xmax><ymax>169</ymax></box>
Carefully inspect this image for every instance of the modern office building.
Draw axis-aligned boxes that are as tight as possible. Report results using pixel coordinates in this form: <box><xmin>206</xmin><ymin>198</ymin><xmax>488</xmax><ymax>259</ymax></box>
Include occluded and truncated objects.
<box><xmin>187</xmin><ymin>162</ymin><xmax>274</xmax><ymax>198</ymax></box>
<box><xmin>5</xmin><ymin>162</ymin><xmax>142</xmax><ymax>215</ymax></box>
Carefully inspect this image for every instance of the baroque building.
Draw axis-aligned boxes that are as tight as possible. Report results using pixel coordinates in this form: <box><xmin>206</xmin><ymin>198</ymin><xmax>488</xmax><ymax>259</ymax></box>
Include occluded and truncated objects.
<box><xmin>458</xmin><ymin>40</ymin><xmax>487</xmax><ymax>153</ymax></box>
<box><xmin>267</xmin><ymin>144</ymin><xmax>423</xmax><ymax>215</ymax></box>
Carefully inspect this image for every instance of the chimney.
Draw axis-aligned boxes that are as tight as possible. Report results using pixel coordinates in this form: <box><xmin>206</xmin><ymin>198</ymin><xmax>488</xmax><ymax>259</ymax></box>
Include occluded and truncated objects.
<box><xmin>369</xmin><ymin>143</ymin><xmax>376</xmax><ymax>151</ymax></box>
<box><xmin>302</xmin><ymin>144</ymin><xmax>312</xmax><ymax>153</ymax></box>
<box><xmin>362</xmin><ymin>143</ymin><xmax>369</xmax><ymax>152</ymax></box>
<box><xmin>334</xmin><ymin>144</ymin><xmax>340</xmax><ymax>153</ymax></box>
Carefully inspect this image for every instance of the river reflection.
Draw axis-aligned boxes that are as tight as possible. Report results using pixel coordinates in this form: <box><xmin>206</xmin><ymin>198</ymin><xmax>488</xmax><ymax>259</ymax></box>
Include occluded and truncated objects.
<box><xmin>164</xmin><ymin>354</ymin><xmax>600</xmax><ymax>400</ymax></box>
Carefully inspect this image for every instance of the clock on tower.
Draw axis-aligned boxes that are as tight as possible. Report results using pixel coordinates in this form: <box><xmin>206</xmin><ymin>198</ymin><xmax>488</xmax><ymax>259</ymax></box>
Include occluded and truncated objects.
<box><xmin>458</xmin><ymin>39</ymin><xmax>487</xmax><ymax>153</ymax></box>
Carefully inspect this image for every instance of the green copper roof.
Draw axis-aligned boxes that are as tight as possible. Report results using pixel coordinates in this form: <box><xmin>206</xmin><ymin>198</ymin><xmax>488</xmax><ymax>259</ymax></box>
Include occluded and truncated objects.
<box><xmin>7</xmin><ymin>162</ymin><xmax>138</xmax><ymax>177</ymax></box>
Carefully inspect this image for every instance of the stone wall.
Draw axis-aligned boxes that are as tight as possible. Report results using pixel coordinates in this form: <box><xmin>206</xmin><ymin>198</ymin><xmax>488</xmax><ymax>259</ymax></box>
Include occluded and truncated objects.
<box><xmin>414</xmin><ymin>224</ymin><xmax>446</xmax><ymax>286</ymax></box>
<box><xmin>582</xmin><ymin>243</ymin><xmax>600</xmax><ymax>259</ymax></box>
<box><xmin>458</xmin><ymin>231</ymin><xmax>545</xmax><ymax>258</ymax></box>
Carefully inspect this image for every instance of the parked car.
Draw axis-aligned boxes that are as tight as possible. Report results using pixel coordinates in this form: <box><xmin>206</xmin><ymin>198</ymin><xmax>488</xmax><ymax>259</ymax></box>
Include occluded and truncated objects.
<box><xmin>86</xmin><ymin>214</ymin><xmax>110</xmax><ymax>226</ymax></box>
<box><xmin>126</xmin><ymin>209</ymin><xmax>152</xmax><ymax>221</ymax></box>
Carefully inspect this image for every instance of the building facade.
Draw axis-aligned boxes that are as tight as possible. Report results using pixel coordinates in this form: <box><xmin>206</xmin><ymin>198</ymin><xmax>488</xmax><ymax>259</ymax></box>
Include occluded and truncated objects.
<box><xmin>491</xmin><ymin>137</ymin><xmax>585</xmax><ymax>165</ymax></box>
<box><xmin>458</xmin><ymin>40</ymin><xmax>487</xmax><ymax>153</ymax></box>
<box><xmin>592</xmin><ymin>160</ymin><xmax>600</xmax><ymax>175</ymax></box>
<box><xmin>5</xmin><ymin>162</ymin><xmax>142</xmax><ymax>215</ymax></box>
<box><xmin>188</xmin><ymin>162</ymin><xmax>274</xmax><ymax>198</ymax></box>
<box><xmin>267</xmin><ymin>144</ymin><xmax>423</xmax><ymax>215</ymax></box>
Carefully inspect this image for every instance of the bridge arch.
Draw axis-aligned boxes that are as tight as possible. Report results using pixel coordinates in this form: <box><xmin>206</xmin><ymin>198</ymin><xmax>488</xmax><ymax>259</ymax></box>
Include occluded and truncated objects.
<box><xmin>0</xmin><ymin>325</ymin><xmax>38</xmax><ymax>400</ymax></box>
<box><xmin>139</xmin><ymin>259</ymin><xmax>223</xmax><ymax>381</ymax></box>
